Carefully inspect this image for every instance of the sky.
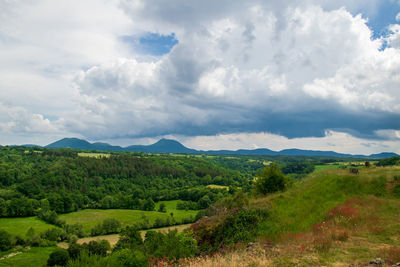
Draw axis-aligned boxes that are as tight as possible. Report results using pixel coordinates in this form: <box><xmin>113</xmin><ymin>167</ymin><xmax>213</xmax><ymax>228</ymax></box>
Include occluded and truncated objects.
<box><xmin>1</xmin><ymin>0</ymin><xmax>400</xmax><ymax>154</ymax></box>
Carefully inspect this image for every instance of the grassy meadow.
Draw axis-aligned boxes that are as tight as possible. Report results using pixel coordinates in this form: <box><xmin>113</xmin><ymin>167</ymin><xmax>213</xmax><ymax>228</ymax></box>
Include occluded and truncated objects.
<box><xmin>0</xmin><ymin>217</ymin><xmax>58</xmax><ymax>237</ymax></box>
<box><xmin>0</xmin><ymin>247</ymin><xmax>57</xmax><ymax>267</ymax></box>
<box><xmin>59</xmin><ymin>200</ymin><xmax>198</xmax><ymax>234</ymax></box>
<box><xmin>77</xmin><ymin>152</ymin><xmax>110</xmax><ymax>158</ymax></box>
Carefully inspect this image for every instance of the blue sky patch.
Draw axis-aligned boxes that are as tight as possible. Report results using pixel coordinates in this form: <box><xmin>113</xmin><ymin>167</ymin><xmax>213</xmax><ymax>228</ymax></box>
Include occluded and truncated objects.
<box><xmin>122</xmin><ymin>33</ymin><xmax>178</xmax><ymax>56</ymax></box>
<box><xmin>354</xmin><ymin>1</ymin><xmax>400</xmax><ymax>39</ymax></box>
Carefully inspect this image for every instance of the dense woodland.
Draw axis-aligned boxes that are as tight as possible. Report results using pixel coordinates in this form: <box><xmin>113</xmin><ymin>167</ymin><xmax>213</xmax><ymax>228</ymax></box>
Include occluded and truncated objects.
<box><xmin>0</xmin><ymin>147</ymin><xmax>252</xmax><ymax>218</ymax></box>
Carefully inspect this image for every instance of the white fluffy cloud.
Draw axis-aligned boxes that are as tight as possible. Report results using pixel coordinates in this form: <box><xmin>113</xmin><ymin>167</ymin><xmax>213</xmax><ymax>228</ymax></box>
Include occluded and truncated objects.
<box><xmin>72</xmin><ymin>4</ymin><xmax>400</xmax><ymax>140</ymax></box>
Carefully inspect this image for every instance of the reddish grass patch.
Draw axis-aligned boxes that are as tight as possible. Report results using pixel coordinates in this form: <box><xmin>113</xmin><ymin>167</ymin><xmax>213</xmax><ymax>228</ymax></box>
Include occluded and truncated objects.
<box><xmin>380</xmin><ymin>246</ymin><xmax>400</xmax><ymax>265</ymax></box>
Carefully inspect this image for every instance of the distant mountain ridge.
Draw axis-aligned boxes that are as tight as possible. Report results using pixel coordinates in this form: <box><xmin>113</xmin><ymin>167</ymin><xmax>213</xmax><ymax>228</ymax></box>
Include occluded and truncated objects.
<box><xmin>41</xmin><ymin>137</ymin><xmax>399</xmax><ymax>159</ymax></box>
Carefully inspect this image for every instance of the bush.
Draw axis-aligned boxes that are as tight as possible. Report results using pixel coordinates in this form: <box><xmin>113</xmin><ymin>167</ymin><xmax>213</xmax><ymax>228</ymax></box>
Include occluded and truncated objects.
<box><xmin>47</xmin><ymin>249</ymin><xmax>70</xmax><ymax>266</ymax></box>
<box><xmin>254</xmin><ymin>163</ymin><xmax>287</xmax><ymax>195</ymax></box>
<box><xmin>0</xmin><ymin>230</ymin><xmax>12</xmax><ymax>251</ymax></box>
<box><xmin>83</xmin><ymin>240</ymin><xmax>110</xmax><ymax>256</ymax></box>
<box><xmin>114</xmin><ymin>226</ymin><xmax>143</xmax><ymax>251</ymax></box>
<box><xmin>111</xmin><ymin>249</ymin><xmax>148</xmax><ymax>267</ymax></box>
<box><xmin>67</xmin><ymin>243</ymin><xmax>82</xmax><ymax>259</ymax></box>
<box><xmin>38</xmin><ymin>209</ymin><xmax>58</xmax><ymax>224</ymax></box>
<box><xmin>393</xmin><ymin>184</ymin><xmax>400</xmax><ymax>198</ymax></box>
<box><xmin>145</xmin><ymin>230</ymin><xmax>198</xmax><ymax>260</ymax></box>
<box><xmin>158</xmin><ymin>203</ymin><xmax>167</xmax><ymax>213</ymax></box>
<box><xmin>102</xmin><ymin>218</ymin><xmax>121</xmax><ymax>234</ymax></box>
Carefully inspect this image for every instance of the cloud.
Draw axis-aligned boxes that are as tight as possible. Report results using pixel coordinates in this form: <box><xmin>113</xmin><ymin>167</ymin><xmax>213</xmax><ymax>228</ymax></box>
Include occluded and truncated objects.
<box><xmin>70</xmin><ymin>4</ymin><xmax>400</xmax><ymax>140</ymax></box>
<box><xmin>0</xmin><ymin>102</ymin><xmax>63</xmax><ymax>135</ymax></box>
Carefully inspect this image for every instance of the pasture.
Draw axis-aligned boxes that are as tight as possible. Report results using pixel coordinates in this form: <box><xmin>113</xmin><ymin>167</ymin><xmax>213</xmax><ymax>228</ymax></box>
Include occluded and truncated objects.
<box><xmin>77</xmin><ymin>152</ymin><xmax>110</xmax><ymax>158</ymax></box>
<box><xmin>0</xmin><ymin>217</ymin><xmax>58</xmax><ymax>237</ymax></box>
<box><xmin>59</xmin><ymin>200</ymin><xmax>199</xmax><ymax>234</ymax></box>
<box><xmin>0</xmin><ymin>247</ymin><xmax>57</xmax><ymax>267</ymax></box>
<box><xmin>206</xmin><ymin>184</ymin><xmax>229</xmax><ymax>190</ymax></box>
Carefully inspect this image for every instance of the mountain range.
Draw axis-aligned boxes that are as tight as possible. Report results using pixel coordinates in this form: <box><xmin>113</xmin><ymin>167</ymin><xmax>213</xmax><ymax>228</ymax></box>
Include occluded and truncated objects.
<box><xmin>39</xmin><ymin>137</ymin><xmax>398</xmax><ymax>159</ymax></box>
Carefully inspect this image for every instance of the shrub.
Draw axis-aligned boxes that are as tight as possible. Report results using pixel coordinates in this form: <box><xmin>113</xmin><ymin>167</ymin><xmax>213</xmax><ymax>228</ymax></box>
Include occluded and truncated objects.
<box><xmin>158</xmin><ymin>203</ymin><xmax>167</xmax><ymax>213</ymax></box>
<box><xmin>47</xmin><ymin>249</ymin><xmax>70</xmax><ymax>266</ymax></box>
<box><xmin>111</xmin><ymin>249</ymin><xmax>148</xmax><ymax>267</ymax></box>
<box><xmin>0</xmin><ymin>230</ymin><xmax>12</xmax><ymax>251</ymax></box>
<box><xmin>393</xmin><ymin>184</ymin><xmax>400</xmax><ymax>198</ymax></box>
<box><xmin>67</xmin><ymin>243</ymin><xmax>82</xmax><ymax>259</ymax></box>
<box><xmin>84</xmin><ymin>240</ymin><xmax>110</xmax><ymax>256</ymax></box>
<box><xmin>147</xmin><ymin>230</ymin><xmax>198</xmax><ymax>260</ymax></box>
<box><xmin>254</xmin><ymin>163</ymin><xmax>287</xmax><ymax>195</ymax></box>
<box><xmin>114</xmin><ymin>226</ymin><xmax>143</xmax><ymax>251</ymax></box>
<box><xmin>102</xmin><ymin>218</ymin><xmax>121</xmax><ymax>234</ymax></box>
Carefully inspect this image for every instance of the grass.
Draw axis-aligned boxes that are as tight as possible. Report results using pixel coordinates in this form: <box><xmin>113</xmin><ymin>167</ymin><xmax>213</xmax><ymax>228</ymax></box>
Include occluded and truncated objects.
<box><xmin>0</xmin><ymin>217</ymin><xmax>58</xmax><ymax>237</ymax></box>
<box><xmin>258</xmin><ymin>167</ymin><xmax>399</xmax><ymax>239</ymax></box>
<box><xmin>206</xmin><ymin>184</ymin><xmax>229</xmax><ymax>190</ymax></box>
<box><xmin>77</xmin><ymin>152</ymin><xmax>110</xmax><ymax>158</ymax></box>
<box><xmin>314</xmin><ymin>164</ymin><xmax>341</xmax><ymax>171</ymax></box>
<box><xmin>60</xmin><ymin>200</ymin><xmax>199</xmax><ymax>234</ymax></box>
<box><xmin>184</xmin><ymin>166</ymin><xmax>400</xmax><ymax>266</ymax></box>
<box><xmin>0</xmin><ymin>247</ymin><xmax>57</xmax><ymax>267</ymax></box>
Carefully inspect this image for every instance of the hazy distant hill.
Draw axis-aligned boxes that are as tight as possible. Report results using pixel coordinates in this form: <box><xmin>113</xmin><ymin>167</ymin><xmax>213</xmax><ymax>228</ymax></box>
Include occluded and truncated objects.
<box><xmin>43</xmin><ymin>137</ymin><xmax>398</xmax><ymax>158</ymax></box>
<box><xmin>126</xmin><ymin>139</ymin><xmax>197</xmax><ymax>153</ymax></box>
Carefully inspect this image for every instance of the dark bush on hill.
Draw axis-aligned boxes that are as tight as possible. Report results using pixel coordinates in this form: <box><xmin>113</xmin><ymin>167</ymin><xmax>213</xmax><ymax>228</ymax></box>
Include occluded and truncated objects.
<box><xmin>254</xmin><ymin>163</ymin><xmax>287</xmax><ymax>195</ymax></box>
<box><xmin>47</xmin><ymin>249</ymin><xmax>70</xmax><ymax>266</ymax></box>
<box><xmin>191</xmin><ymin>191</ymin><xmax>268</xmax><ymax>252</ymax></box>
<box><xmin>0</xmin><ymin>230</ymin><xmax>12</xmax><ymax>251</ymax></box>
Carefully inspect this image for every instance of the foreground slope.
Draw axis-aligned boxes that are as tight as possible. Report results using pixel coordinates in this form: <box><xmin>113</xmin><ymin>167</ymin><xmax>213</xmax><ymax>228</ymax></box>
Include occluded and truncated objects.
<box><xmin>186</xmin><ymin>166</ymin><xmax>400</xmax><ymax>266</ymax></box>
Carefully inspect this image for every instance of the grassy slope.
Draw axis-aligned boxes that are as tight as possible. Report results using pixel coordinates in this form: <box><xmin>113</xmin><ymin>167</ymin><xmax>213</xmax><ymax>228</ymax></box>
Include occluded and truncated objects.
<box><xmin>0</xmin><ymin>217</ymin><xmax>58</xmax><ymax>237</ymax></box>
<box><xmin>0</xmin><ymin>247</ymin><xmax>57</xmax><ymax>267</ymax></box>
<box><xmin>257</xmin><ymin>166</ymin><xmax>395</xmax><ymax>239</ymax></box>
<box><xmin>59</xmin><ymin>200</ymin><xmax>198</xmax><ymax>233</ymax></box>
<box><xmin>185</xmin><ymin>166</ymin><xmax>400</xmax><ymax>266</ymax></box>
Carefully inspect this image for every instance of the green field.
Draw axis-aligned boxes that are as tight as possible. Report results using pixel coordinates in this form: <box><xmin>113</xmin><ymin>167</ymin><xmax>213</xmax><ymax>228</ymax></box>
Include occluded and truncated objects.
<box><xmin>77</xmin><ymin>152</ymin><xmax>110</xmax><ymax>158</ymax></box>
<box><xmin>314</xmin><ymin>164</ymin><xmax>341</xmax><ymax>171</ymax></box>
<box><xmin>0</xmin><ymin>217</ymin><xmax>58</xmax><ymax>237</ymax></box>
<box><xmin>0</xmin><ymin>247</ymin><xmax>57</xmax><ymax>267</ymax></box>
<box><xmin>59</xmin><ymin>200</ymin><xmax>199</xmax><ymax>233</ymax></box>
<box><xmin>206</xmin><ymin>184</ymin><xmax>229</xmax><ymax>190</ymax></box>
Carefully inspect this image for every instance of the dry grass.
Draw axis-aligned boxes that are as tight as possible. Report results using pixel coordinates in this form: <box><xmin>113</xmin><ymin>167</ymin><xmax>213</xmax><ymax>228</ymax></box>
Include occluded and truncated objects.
<box><xmin>181</xmin><ymin>249</ymin><xmax>273</xmax><ymax>267</ymax></box>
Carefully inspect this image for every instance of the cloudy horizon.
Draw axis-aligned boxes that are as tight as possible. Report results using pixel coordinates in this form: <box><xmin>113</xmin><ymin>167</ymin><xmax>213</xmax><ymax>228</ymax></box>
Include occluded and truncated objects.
<box><xmin>1</xmin><ymin>0</ymin><xmax>400</xmax><ymax>154</ymax></box>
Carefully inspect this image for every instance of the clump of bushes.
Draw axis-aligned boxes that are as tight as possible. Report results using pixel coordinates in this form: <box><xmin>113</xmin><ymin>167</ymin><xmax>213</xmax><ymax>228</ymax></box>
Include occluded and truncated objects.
<box><xmin>254</xmin><ymin>163</ymin><xmax>288</xmax><ymax>195</ymax></box>
<box><xmin>191</xmin><ymin>192</ymin><xmax>268</xmax><ymax>252</ymax></box>
<box><xmin>63</xmin><ymin>226</ymin><xmax>198</xmax><ymax>267</ymax></box>
<box><xmin>91</xmin><ymin>218</ymin><xmax>121</xmax><ymax>236</ymax></box>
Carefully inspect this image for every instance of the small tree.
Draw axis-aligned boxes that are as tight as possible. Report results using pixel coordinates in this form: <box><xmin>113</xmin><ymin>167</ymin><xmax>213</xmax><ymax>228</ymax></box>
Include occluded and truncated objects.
<box><xmin>158</xmin><ymin>203</ymin><xmax>167</xmax><ymax>213</ymax></box>
<box><xmin>0</xmin><ymin>230</ymin><xmax>12</xmax><ymax>251</ymax></box>
<box><xmin>47</xmin><ymin>249</ymin><xmax>69</xmax><ymax>266</ymax></box>
<box><xmin>143</xmin><ymin>198</ymin><xmax>155</xmax><ymax>211</ymax></box>
<box><xmin>254</xmin><ymin>163</ymin><xmax>287</xmax><ymax>195</ymax></box>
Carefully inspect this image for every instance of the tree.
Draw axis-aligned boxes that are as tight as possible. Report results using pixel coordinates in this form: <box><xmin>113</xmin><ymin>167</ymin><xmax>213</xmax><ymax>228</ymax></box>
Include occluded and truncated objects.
<box><xmin>47</xmin><ymin>249</ymin><xmax>70</xmax><ymax>266</ymax></box>
<box><xmin>158</xmin><ymin>203</ymin><xmax>167</xmax><ymax>213</ymax></box>
<box><xmin>143</xmin><ymin>197</ymin><xmax>155</xmax><ymax>211</ymax></box>
<box><xmin>198</xmin><ymin>195</ymin><xmax>212</xmax><ymax>209</ymax></box>
<box><xmin>0</xmin><ymin>230</ymin><xmax>12</xmax><ymax>251</ymax></box>
<box><xmin>254</xmin><ymin>163</ymin><xmax>287</xmax><ymax>195</ymax></box>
